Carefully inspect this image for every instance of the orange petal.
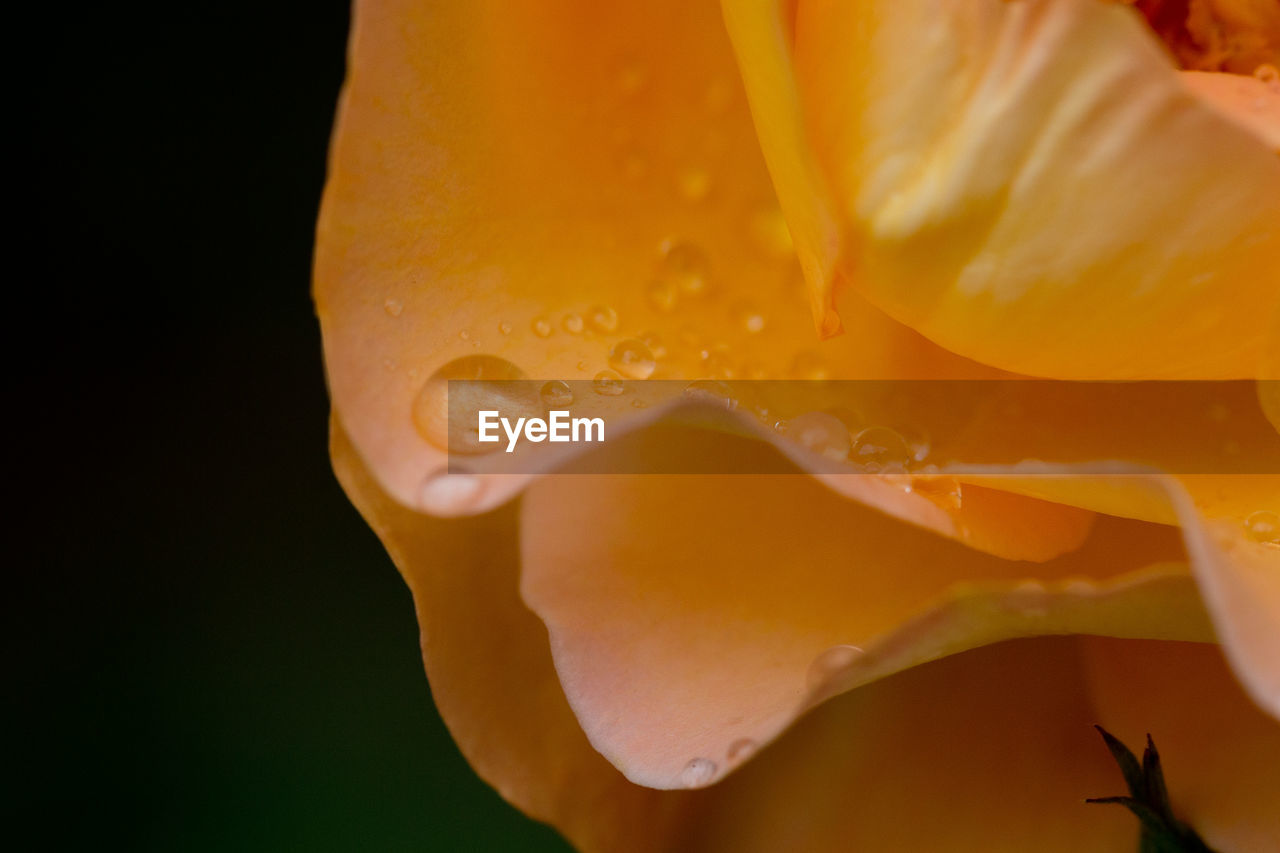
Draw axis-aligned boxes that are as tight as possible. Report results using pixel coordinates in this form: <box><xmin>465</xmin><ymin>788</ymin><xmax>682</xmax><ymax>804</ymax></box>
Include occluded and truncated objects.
<box><xmin>680</xmin><ymin>637</ymin><xmax>1280</xmax><ymax>852</ymax></box>
<box><xmin>726</xmin><ymin>0</ymin><xmax>1280</xmax><ymax>378</ymax></box>
<box><xmin>519</xmin><ymin>442</ymin><xmax>1212</xmax><ymax>789</ymax></box>
<box><xmin>329</xmin><ymin>418</ymin><xmax>690</xmax><ymax>851</ymax></box>
<box><xmin>317</xmin><ymin>0</ymin><xmax>1019</xmax><ymax>519</ymax></box>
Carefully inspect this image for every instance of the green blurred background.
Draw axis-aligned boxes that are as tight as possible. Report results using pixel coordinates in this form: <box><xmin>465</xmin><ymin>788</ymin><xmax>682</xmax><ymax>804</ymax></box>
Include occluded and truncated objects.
<box><xmin>17</xmin><ymin>2</ymin><xmax>572</xmax><ymax>849</ymax></box>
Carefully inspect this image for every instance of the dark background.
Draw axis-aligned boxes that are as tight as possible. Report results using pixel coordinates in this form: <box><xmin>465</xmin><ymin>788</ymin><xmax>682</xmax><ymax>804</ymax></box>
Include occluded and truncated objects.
<box><xmin>17</xmin><ymin>3</ymin><xmax>570</xmax><ymax>850</ymax></box>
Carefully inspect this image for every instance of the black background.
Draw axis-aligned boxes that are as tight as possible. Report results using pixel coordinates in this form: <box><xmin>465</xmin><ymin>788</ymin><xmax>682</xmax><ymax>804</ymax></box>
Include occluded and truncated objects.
<box><xmin>17</xmin><ymin>3</ymin><xmax>570</xmax><ymax>849</ymax></box>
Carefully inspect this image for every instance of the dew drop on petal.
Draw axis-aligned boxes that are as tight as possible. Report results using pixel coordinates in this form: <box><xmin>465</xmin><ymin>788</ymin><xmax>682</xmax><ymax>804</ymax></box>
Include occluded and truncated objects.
<box><xmin>609</xmin><ymin>338</ymin><xmax>657</xmax><ymax>379</ymax></box>
<box><xmin>680</xmin><ymin>758</ymin><xmax>718</xmax><ymax>788</ymax></box>
<box><xmin>540</xmin><ymin>380</ymin><xmax>574</xmax><ymax>408</ymax></box>
<box><xmin>498</xmin><ymin>321</ymin><xmax>513</xmax><ymax>335</ymax></box>
<box><xmin>659</xmin><ymin>241</ymin><xmax>711</xmax><ymax>297</ymax></box>
<box><xmin>638</xmin><ymin>330</ymin><xmax>667</xmax><ymax>360</ymax></box>
<box><xmin>806</xmin><ymin>644</ymin><xmax>864</xmax><ymax>691</ymax></box>
<box><xmin>789</xmin><ymin>411</ymin><xmax>851</xmax><ymax>462</ymax></box>
<box><xmin>593</xmin><ymin>370</ymin><xmax>627</xmax><ymax>396</ymax></box>
<box><xmin>383</xmin><ymin>298</ymin><xmax>404</xmax><ymax>317</ymax></box>
<box><xmin>726</xmin><ymin>738</ymin><xmax>757</xmax><ymax>764</ymax></box>
<box><xmin>1244</xmin><ymin>510</ymin><xmax>1280</xmax><ymax>545</ymax></box>
<box><xmin>531</xmin><ymin>316</ymin><xmax>554</xmax><ymax>338</ymax></box>
<box><xmin>562</xmin><ymin>313</ymin><xmax>584</xmax><ymax>334</ymax></box>
<box><xmin>418</xmin><ymin>469</ymin><xmax>484</xmax><ymax>514</ymax></box>
<box><xmin>645</xmin><ymin>279</ymin><xmax>679</xmax><ymax>314</ymax></box>
<box><xmin>588</xmin><ymin>304</ymin><xmax>619</xmax><ymax>333</ymax></box>
<box><xmin>852</xmin><ymin>425</ymin><xmax>913</xmax><ymax>473</ymax></box>
<box><xmin>412</xmin><ymin>355</ymin><xmax>538</xmax><ymax>454</ymax></box>
<box><xmin>684</xmin><ymin>379</ymin><xmax>738</xmax><ymax>410</ymax></box>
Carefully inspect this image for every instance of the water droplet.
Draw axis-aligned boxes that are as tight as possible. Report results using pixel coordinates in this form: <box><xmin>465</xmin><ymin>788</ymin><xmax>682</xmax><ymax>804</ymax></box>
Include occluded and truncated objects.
<box><xmin>645</xmin><ymin>279</ymin><xmax>679</xmax><ymax>314</ymax></box>
<box><xmin>726</xmin><ymin>738</ymin><xmax>757</xmax><ymax>763</ymax></box>
<box><xmin>1255</xmin><ymin>63</ymin><xmax>1279</xmax><ymax>87</ymax></box>
<box><xmin>852</xmin><ymin>426</ymin><xmax>912</xmax><ymax>473</ymax></box>
<box><xmin>498</xmin><ymin>321</ymin><xmax>513</xmax><ymax>335</ymax></box>
<box><xmin>732</xmin><ymin>300</ymin><xmax>766</xmax><ymax>334</ymax></box>
<box><xmin>418</xmin><ymin>469</ymin><xmax>484</xmax><ymax>514</ymax></box>
<box><xmin>593</xmin><ymin>370</ymin><xmax>626</xmax><ymax>396</ymax></box>
<box><xmin>588</xmin><ymin>305</ymin><xmax>619</xmax><ymax>333</ymax></box>
<box><xmin>609</xmin><ymin>338</ymin><xmax>657</xmax><ymax>379</ymax></box>
<box><xmin>912</xmin><ymin>474</ymin><xmax>964</xmax><ymax>511</ymax></box>
<box><xmin>458</xmin><ymin>330</ymin><xmax>471</xmax><ymax>341</ymax></box>
<box><xmin>788</xmin><ymin>351</ymin><xmax>829</xmax><ymax>381</ymax></box>
<box><xmin>789</xmin><ymin>411</ymin><xmax>851</xmax><ymax>462</ymax></box>
<box><xmin>680</xmin><ymin>758</ymin><xmax>718</xmax><ymax>788</ymax></box>
<box><xmin>806</xmin><ymin>644</ymin><xmax>864</xmax><ymax>691</ymax></box>
<box><xmin>638</xmin><ymin>331</ymin><xmax>667</xmax><ymax>360</ymax></box>
<box><xmin>684</xmin><ymin>379</ymin><xmax>738</xmax><ymax>410</ymax></box>
<box><xmin>659</xmin><ymin>241</ymin><xmax>711</xmax><ymax>297</ymax></box>
<box><xmin>677</xmin><ymin>167</ymin><xmax>711</xmax><ymax>202</ymax></box>
<box><xmin>892</xmin><ymin>424</ymin><xmax>931</xmax><ymax>463</ymax></box>
<box><xmin>531</xmin><ymin>316</ymin><xmax>554</xmax><ymax>337</ymax></box>
<box><xmin>562</xmin><ymin>313</ymin><xmax>584</xmax><ymax>334</ymax></box>
<box><xmin>383</xmin><ymin>298</ymin><xmax>404</xmax><ymax>317</ymax></box>
<box><xmin>412</xmin><ymin>355</ymin><xmax>540</xmax><ymax>454</ymax></box>
<box><xmin>540</xmin><ymin>380</ymin><xmax>574</xmax><ymax>408</ymax></box>
<box><xmin>1244</xmin><ymin>510</ymin><xmax>1280</xmax><ymax>545</ymax></box>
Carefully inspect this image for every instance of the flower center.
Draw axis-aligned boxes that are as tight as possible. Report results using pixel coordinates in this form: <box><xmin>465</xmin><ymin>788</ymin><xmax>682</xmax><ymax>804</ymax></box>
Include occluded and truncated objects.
<box><xmin>1114</xmin><ymin>0</ymin><xmax>1280</xmax><ymax>75</ymax></box>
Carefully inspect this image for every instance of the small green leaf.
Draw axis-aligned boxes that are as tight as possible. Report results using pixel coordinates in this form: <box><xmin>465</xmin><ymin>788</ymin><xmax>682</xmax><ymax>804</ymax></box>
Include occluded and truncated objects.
<box><xmin>1087</xmin><ymin>727</ymin><xmax>1219</xmax><ymax>853</ymax></box>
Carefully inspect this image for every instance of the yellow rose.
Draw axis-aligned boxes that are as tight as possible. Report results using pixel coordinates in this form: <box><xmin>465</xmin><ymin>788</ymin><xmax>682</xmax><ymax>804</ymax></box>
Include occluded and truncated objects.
<box><xmin>316</xmin><ymin>0</ymin><xmax>1280</xmax><ymax>849</ymax></box>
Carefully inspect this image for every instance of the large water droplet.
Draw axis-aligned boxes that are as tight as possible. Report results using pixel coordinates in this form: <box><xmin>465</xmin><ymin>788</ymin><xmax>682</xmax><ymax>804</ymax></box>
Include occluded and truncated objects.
<box><xmin>659</xmin><ymin>241</ymin><xmax>711</xmax><ymax>297</ymax></box>
<box><xmin>540</xmin><ymin>380</ymin><xmax>574</xmax><ymax>408</ymax></box>
<box><xmin>609</xmin><ymin>339</ymin><xmax>657</xmax><ymax>379</ymax></box>
<box><xmin>789</xmin><ymin>411</ymin><xmax>851</xmax><ymax>462</ymax></box>
<box><xmin>411</xmin><ymin>355</ymin><xmax>540</xmax><ymax>454</ymax></box>
<box><xmin>684</xmin><ymin>379</ymin><xmax>738</xmax><ymax>410</ymax></box>
<box><xmin>531</xmin><ymin>316</ymin><xmax>554</xmax><ymax>338</ymax></box>
<box><xmin>851</xmin><ymin>426</ymin><xmax>912</xmax><ymax>473</ymax></box>
<box><xmin>680</xmin><ymin>758</ymin><xmax>718</xmax><ymax>788</ymax></box>
<box><xmin>806</xmin><ymin>644</ymin><xmax>864</xmax><ymax>691</ymax></box>
<box><xmin>593</xmin><ymin>370</ymin><xmax>626</xmax><ymax>396</ymax></box>
<box><xmin>1244</xmin><ymin>510</ymin><xmax>1280</xmax><ymax>545</ymax></box>
<box><xmin>418</xmin><ymin>469</ymin><xmax>484</xmax><ymax>514</ymax></box>
<box><xmin>588</xmin><ymin>305</ymin><xmax>619</xmax><ymax>333</ymax></box>
<box><xmin>562</xmin><ymin>313</ymin><xmax>584</xmax><ymax>334</ymax></box>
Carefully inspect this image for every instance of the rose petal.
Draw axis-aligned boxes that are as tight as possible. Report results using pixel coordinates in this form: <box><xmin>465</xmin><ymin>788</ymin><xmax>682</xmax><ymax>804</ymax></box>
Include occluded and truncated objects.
<box><xmin>679</xmin><ymin>636</ymin><xmax>1280</xmax><ymax>851</ymax></box>
<box><xmin>330</xmin><ymin>419</ymin><xmax>689</xmax><ymax>851</ymax></box>
<box><xmin>317</xmin><ymin>0</ymin><xmax>1016</xmax><ymax>519</ymax></box>
<box><xmin>519</xmin><ymin>443</ymin><xmax>1212</xmax><ymax>789</ymax></box>
<box><xmin>726</xmin><ymin>0</ymin><xmax>1280</xmax><ymax>378</ymax></box>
